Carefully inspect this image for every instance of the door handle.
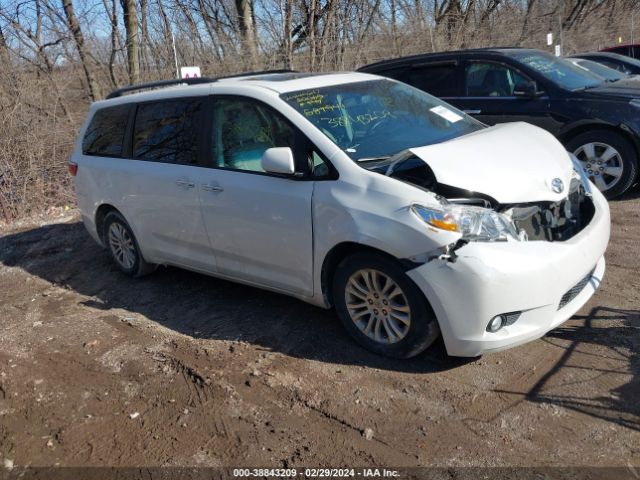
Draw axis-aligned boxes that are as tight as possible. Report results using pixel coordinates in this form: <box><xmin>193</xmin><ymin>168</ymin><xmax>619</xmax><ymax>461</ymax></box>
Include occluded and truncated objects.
<box><xmin>463</xmin><ymin>109</ymin><xmax>482</xmax><ymax>115</ymax></box>
<box><xmin>176</xmin><ymin>179</ymin><xmax>195</xmax><ymax>188</ymax></box>
<box><xmin>202</xmin><ymin>183</ymin><xmax>224</xmax><ymax>193</ymax></box>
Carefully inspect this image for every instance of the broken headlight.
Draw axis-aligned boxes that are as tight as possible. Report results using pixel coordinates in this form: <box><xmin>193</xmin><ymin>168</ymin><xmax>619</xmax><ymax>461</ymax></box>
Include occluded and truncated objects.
<box><xmin>411</xmin><ymin>204</ymin><xmax>526</xmax><ymax>242</ymax></box>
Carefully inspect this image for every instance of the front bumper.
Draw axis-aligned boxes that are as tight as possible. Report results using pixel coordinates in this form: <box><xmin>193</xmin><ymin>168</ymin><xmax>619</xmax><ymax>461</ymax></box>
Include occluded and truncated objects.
<box><xmin>407</xmin><ymin>187</ymin><xmax>610</xmax><ymax>357</ymax></box>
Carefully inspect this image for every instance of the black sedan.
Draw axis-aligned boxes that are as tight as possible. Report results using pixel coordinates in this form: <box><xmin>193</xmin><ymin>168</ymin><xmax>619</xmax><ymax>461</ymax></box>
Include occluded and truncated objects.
<box><xmin>569</xmin><ymin>52</ymin><xmax>640</xmax><ymax>76</ymax></box>
<box><xmin>359</xmin><ymin>48</ymin><xmax>640</xmax><ymax>198</ymax></box>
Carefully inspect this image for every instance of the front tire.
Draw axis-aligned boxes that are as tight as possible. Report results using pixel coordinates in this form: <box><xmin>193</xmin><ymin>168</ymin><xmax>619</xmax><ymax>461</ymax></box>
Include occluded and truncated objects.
<box><xmin>567</xmin><ymin>130</ymin><xmax>638</xmax><ymax>199</ymax></box>
<box><xmin>103</xmin><ymin>211</ymin><xmax>156</xmax><ymax>277</ymax></box>
<box><xmin>332</xmin><ymin>252</ymin><xmax>440</xmax><ymax>359</ymax></box>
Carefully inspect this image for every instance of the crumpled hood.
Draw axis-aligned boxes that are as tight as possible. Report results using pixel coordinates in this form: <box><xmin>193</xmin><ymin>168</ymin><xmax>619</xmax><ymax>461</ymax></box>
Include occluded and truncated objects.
<box><xmin>409</xmin><ymin>122</ymin><xmax>574</xmax><ymax>204</ymax></box>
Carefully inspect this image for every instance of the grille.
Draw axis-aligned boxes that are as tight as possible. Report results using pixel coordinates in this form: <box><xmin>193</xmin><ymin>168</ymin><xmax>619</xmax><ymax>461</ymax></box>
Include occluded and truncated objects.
<box><xmin>508</xmin><ymin>178</ymin><xmax>595</xmax><ymax>242</ymax></box>
<box><xmin>558</xmin><ymin>267</ymin><xmax>595</xmax><ymax>310</ymax></box>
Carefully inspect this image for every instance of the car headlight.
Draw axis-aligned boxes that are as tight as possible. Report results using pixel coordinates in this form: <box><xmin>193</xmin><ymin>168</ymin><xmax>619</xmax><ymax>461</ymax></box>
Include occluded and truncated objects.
<box><xmin>411</xmin><ymin>203</ymin><xmax>526</xmax><ymax>242</ymax></box>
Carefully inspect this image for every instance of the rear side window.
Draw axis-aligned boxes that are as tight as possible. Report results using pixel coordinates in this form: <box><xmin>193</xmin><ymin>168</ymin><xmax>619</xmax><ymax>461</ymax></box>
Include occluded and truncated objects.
<box><xmin>133</xmin><ymin>98</ymin><xmax>203</xmax><ymax>164</ymax></box>
<box><xmin>82</xmin><ymin>105</ymin><xmax>131</xmax><ymax>157</ymax></box>
<box><xmin>370</xmin><ymin>67</ymin><xmax>409</xmax><ymax>81</ymax></box>
<box><xmin>405</xmin><ymin>63</ymin><xmax>459</xmax><ymax>96</ymax></box>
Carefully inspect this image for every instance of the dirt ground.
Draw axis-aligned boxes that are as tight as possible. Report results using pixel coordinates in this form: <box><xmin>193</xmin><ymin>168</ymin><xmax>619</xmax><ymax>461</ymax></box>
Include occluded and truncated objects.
<box><xmin>0</xmin><ymin>191</ymin><xmax>638</xmax><ymax>472</ymax></box>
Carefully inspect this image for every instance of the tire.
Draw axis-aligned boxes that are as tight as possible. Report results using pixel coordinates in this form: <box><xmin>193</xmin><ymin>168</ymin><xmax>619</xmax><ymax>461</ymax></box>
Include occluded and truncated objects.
<box><xmin>102</xmin><ymin>211</ymin><xmax>156</xmax><ymax>277</ymax></box>
<box><xmin>566</xmin><ymin>129</ymin><xmax>638</xmax><ymax>199</ymax></box>
<box><xmin>332</xmin><ymin>252</ymin><xmax>440</xmax><ymax>359</ymax></box>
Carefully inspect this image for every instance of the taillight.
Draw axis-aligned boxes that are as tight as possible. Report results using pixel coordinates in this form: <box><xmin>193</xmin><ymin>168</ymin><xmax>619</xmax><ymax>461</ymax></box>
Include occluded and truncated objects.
<box><xmin>68</xmin><ymin>162</ymin><xmax>78</xmax><ymax>176</ymax></box>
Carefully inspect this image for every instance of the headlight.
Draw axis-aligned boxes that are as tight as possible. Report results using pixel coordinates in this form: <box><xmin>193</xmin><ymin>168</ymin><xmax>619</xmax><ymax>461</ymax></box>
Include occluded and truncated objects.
<box><xmin>411</xmin><ymin>203</ymin><xmax>526</xmax><ymax>242</ymax></box>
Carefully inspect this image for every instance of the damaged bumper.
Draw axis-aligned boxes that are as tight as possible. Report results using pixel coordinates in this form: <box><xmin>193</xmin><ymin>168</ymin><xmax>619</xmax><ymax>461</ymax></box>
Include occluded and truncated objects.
<box><xmin>406</xmin><ymin>187</ymin><xmax>610</xmax><ymax>357</ymax></box>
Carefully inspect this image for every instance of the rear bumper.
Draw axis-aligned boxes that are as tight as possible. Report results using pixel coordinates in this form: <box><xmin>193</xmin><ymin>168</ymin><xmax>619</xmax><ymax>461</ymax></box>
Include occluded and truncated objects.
<box><xmin>407</xmin><ymin>187</ymin><xmax>610</xmax><ymax>357</ymax></box>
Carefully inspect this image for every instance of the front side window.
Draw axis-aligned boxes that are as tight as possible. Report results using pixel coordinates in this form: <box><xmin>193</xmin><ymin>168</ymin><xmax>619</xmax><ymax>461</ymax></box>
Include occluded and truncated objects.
<box><xmin>465</xmin><ymin>62</ymin><xmax>530</xmax><ymax>97</ymax></box>
<box><xmin>82</xmin><ymin>104</ymin><xmax>131</xmax><ymax>157</ymax></box>
<box><xmin>599</xmin><ymin>60</ymin><xmax>628</xmax><ymax>73</ymax></box>
<box><xmin>212</xmin><ymin>97</ymin><xmax>295</xmax><ymax>172</ymax></box>
<box><xmin>133</xmin><ymin>98</ymin><xmax>203</xmax><ymax>164</ymax></box>
<box><xmin>281</xmin><ymin>79</ymin><xmax>483</xmax><ymax>162</ymax></box>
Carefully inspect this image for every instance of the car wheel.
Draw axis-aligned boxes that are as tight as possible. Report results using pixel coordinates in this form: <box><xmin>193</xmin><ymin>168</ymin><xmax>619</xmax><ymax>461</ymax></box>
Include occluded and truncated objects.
<box><xmin>103</xmin><ymin>211</ymin><xmax>156</xmax><ymax>277</ymax></box>
<box><xmin>332</xmin><ymin>252</ymin><xmax>440</xmax><ymax>359</ymax></box>
<box><xmin>567</xmin><ymin>130</ymin><xmax>638</xmax><ymax>199</ymax></box>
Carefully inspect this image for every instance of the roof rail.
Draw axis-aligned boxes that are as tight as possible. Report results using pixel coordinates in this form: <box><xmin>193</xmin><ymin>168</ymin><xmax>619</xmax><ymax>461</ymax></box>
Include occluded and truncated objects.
<box><xmin>106</xmin><ymin>77</ymin><xmax>217</xmax><ymax>99</ymax></box>
<box><xmin>217</xmin><ymin>68</ymin><xmax>297</xmax><ymax>79</ymax></box>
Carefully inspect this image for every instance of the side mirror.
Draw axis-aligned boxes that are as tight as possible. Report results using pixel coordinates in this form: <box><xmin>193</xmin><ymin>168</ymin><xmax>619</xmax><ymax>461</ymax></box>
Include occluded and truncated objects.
<box><xmin>261</xmin><ymin>147</ymin><xmax>296</xmax><ymax>175</ymax></box>
<box><xmin>513</xmin><ymin>80</ymin><xmax>539</xmax><ymax>98</ymax></box>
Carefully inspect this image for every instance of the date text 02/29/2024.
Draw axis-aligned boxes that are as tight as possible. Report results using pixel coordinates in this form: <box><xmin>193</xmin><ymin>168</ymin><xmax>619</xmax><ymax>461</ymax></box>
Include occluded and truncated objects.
<box><xmin>232</xmin><ymin>468</ymin><xmax>400</xmax><ymax>478</ymax></box>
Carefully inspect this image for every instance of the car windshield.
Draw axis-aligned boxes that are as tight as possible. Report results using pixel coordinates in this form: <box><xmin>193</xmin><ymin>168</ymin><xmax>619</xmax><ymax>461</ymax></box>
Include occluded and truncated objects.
<box><xmin>506</xmin><ymin>50</ymin><xmax>603</xmax><ymax>90</ymax></box>
<box><xmin>281</xmin><ymin>79</ymin><xmax>483</xmax><ymax>162</ymax></box>
<box><xmin>571</xmin><ymin>58</ymin><xmax>625</xmax><ymax>82</ymax></box>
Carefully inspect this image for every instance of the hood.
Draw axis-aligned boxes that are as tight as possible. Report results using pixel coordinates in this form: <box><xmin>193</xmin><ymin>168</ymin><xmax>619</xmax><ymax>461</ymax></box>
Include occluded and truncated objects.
<box><xmin>584</xmin><ymin>77</ymin><xmax>640</xmax><ymax>99</ymax></box>
<box><xmin>408</xmin><ymin>122</ymin><xmax>573</xmax><ymax>204</ymax></box>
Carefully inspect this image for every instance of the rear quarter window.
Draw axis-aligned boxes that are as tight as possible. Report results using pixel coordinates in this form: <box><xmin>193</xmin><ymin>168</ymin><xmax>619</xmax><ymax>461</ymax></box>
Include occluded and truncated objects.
<box><xmin>82</xmin><ymin>104</ymin><xmax>131</xmax><ymax>157</ymax></box>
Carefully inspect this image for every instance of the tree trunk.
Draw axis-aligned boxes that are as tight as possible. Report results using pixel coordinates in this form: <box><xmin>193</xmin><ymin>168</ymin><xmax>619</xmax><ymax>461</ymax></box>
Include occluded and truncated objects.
<box><xmin>0</xmin><ymin>24</ymin><xmax>10</xmax><ymax>67</ymax></box>
<box><xmin>62</xmin><ymin>0</ymin><xmax>102</xmax><ymax>100</ymax></box>
<box><xmin>235</xmin><ymin>0</ymin><xmax>258</xmax><ymax>67</ymax></box>
<box><xmin>122</xmin><ymin>0</ymin><xmax>139</xmax><ymax>84</ymax></box>
<box><xmin>284</xmin><ymin>0</ymin><xmax>292</xmax><ymax>68</ymax></box>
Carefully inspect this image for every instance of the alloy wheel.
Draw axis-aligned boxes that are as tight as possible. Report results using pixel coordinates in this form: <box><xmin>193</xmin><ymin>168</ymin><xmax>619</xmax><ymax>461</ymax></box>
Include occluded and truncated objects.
<box><xmin>107</xmin><ymin>222</ymin><xmax>136</xmax><ymax>270</ymax></box>
<box><xmin>573</xmin><ymin>142</ymin><xmax>623</xmax><ymax>192</ymax></box>
<box><xmin>344</xmin><ymin>268</ymin><xmax>411</xmax><ymax>344</ymax></box>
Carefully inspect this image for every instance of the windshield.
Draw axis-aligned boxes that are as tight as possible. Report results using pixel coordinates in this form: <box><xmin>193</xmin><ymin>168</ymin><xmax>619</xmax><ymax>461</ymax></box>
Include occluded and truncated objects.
<box><xmin>572</xmin><ymin>59</ymin><xmax>625</xmax><ymax>82</ymax></box>
<box><xmin>281</xmin><ymin>79</ymin><xmax>483</xmax><ymax>161</ymax></box>
<box><xmin>506</xmin><ymin>50</ymin><xmax>603</xmax><ymax>90</ymax></box>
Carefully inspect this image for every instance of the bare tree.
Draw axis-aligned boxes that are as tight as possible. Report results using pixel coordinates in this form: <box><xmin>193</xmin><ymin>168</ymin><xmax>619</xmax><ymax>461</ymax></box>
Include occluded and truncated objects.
<box><xmin>62</xmin><ymin>0</ymin><xmax>102</xmax><ymax>100</ymax></box>
<box><xmin>235</xmin><ymin>0</ymin><xmax>258</xmax><ymax>66</ymax></box>
<box><xmin>122</xmin><ymin>0</ymin><xmax>140</xmax><ymax>84</ymax></box>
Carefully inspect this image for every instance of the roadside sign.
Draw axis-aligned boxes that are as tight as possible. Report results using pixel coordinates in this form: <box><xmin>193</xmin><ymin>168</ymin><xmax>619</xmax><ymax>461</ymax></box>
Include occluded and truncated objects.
<box><xmin>554</xmin><ymin>44</ymin><xmax>562</xmax><ymax>56</ymax></box>
<box><xmin>181</xmin><ymin>67</ymin><xmax>201</xmax><ymax>79</ymax></box>
<box><xmin>547</xmin><ymin>33</ymin><xmax>553</xmax><ymax>46</ymax></box>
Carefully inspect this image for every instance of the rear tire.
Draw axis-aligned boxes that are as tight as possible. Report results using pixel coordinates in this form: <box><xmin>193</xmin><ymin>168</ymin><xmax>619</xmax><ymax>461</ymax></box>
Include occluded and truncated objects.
<box><xmin>566</xmin><ymin>130</ymin><xmax>638</xmax><ymax>199</ymax></box>
<box><xmin>102</xmin><ymin>211</ymin><xmax>156</xmax><ymax>277</ymax></box>
<box><xmin>332</xmin><ymin>252</ymin><xmax>440</xmax><ymax>359</ymax></box>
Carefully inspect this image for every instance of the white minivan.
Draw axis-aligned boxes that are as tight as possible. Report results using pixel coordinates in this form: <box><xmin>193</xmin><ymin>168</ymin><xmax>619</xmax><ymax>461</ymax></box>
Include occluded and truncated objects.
<box><xmin>70</xmin><ymin>72</ymin><xmax>610</xmax><ymax>358</ymax></box>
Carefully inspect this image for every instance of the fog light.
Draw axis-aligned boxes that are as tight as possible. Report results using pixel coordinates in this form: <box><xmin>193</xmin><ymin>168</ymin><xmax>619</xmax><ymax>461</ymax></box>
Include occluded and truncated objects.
<box><xmin>487</xmin><ymin>315</ymin><xmax>504</xmax><ymax>333</ymax></box>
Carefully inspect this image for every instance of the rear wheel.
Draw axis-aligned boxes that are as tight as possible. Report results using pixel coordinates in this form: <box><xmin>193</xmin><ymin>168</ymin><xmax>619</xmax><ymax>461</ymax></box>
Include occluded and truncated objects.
<box><xmin>332</xmin><ymin>252</ymin><xmax>440</xmax><ymax>359</ymax></box>
<box><xmin>103</xmin><ymin>211</ymin><xmax>156</xmax><ymax>277</ymax></box>
<box><xmin>567</xmin><ymin>130</ymin><xmax>638</xmax><ymax>198</ymax></box>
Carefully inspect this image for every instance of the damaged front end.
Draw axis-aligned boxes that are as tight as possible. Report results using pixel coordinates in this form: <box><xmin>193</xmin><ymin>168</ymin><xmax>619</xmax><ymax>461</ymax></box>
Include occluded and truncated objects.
<box><xmin>502</xmin><ymin>173</ymin><xmax>594</xmax><ymax>241</ymax></box>
<box><xmin>369</xmin><ymin>152</ymin><xmax>595</xmax><ymax>253</ymax></box>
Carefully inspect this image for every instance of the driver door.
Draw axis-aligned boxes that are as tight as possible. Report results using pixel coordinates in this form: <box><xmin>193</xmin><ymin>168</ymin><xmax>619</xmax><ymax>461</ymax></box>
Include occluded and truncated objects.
<box><xmin>197</xmin><ymin>96</ymin><xmax>316</xmax><ymax>296</ymax></box>
<box><xmin>456</xmin><ymin>60</ymin><xmax>557</xmax><ymax>133</ymax></box>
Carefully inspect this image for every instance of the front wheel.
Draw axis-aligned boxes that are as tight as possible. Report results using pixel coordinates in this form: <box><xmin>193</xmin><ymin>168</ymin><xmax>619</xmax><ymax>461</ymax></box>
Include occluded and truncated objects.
<box><xmin>332</xmin><ymin>252</ymin><xmax>440</xmax><ymax>359</ymax></box>
<box><xmin>567</xmin><ymin>130</ymin><xmax>638</xmax><ymax>199</ymax></box>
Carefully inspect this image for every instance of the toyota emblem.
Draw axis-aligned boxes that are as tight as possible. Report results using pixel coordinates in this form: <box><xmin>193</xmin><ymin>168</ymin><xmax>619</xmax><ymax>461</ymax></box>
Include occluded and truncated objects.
<box><xmin>551</xmin><ymin>178</ymin><xmax>564</xmax><ymax>194</ymax></box>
